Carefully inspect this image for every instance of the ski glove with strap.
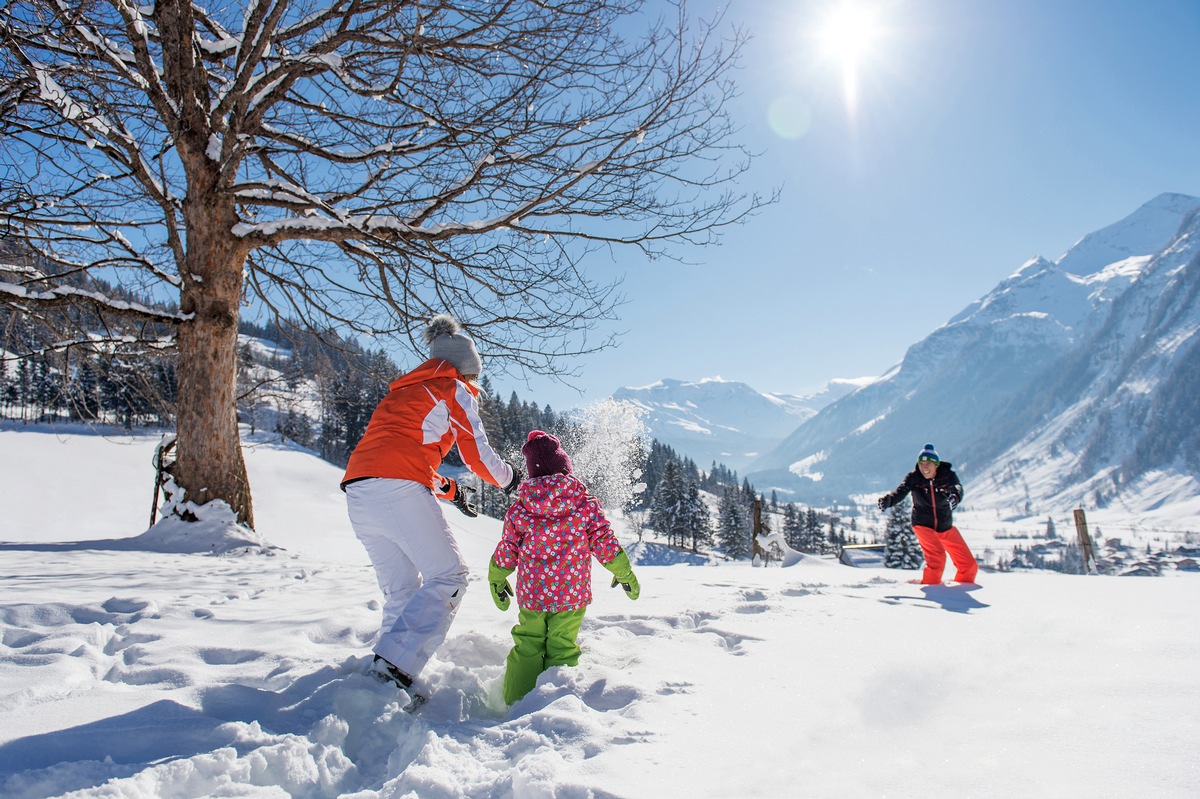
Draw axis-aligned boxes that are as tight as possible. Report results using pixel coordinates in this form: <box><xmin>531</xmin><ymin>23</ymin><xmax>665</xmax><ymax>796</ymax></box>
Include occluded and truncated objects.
<box><xmin>603</xmin><ymin>551</ymin><xmax>640</xmax><ymax>600</ymax></box>
<box><xmin>935</xmin><ymin>484</ymin><xmax>961</xmax><ymax>510</ymax></box>
<box><xmin>436</xmin><ymin>476</ymin><xmax>479</xmax><ymax>517</ymax></box>
<box><xmin>435</xmin><ymin>475</ymin><xmax>457</xmax><ymax>500</ymax></box>
<box><xmin>503</xmin><ymin>462</ymin><xmax>524</xmax><ymax>493</ymax></box>
<box><xmin>453</xmin><ymin>484</ymin><xmax>478</xmax><ymax>517</ymax></box>
<box><xmin>488</xmin><ymin>559</ymin><xmax>515</xmax><ymax>611</ymax></box>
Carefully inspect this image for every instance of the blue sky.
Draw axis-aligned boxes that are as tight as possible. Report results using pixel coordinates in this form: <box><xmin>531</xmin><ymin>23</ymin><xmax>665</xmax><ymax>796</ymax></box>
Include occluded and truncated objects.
<box><xmin>508</xmin><ymin>0</ymin><xmax>1200</xmax><ymax>411</ymax></box>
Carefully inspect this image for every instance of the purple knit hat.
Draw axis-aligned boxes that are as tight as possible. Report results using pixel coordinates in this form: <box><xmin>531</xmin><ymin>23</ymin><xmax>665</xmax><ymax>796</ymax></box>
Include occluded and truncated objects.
<box><xmin>521</xmin><ymin>430</ymin><xmax>573</xmax><ymax>478</ymax></box>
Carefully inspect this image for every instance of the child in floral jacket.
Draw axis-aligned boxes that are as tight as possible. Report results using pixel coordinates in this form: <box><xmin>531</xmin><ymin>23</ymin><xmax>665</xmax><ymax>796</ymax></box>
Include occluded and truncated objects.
<box><xmin>488</xmin><ymin>430</ymin><xmax>640</xmax><ymax>705</ymax></box>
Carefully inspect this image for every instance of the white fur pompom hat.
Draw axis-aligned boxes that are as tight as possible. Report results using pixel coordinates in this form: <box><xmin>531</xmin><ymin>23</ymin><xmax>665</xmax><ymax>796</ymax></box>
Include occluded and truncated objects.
<box><xmin>424</xmin><ymin>314</ymin><xmax>483</xmax><ymax>376</ymax></box>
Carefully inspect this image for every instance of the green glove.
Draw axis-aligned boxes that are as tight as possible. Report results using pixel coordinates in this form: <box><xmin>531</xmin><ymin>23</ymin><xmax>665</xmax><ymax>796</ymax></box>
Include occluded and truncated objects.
<box><xmin>488</xmin><ymin>559</ymin><xmax>515</xmax><ymax>611</ymax></box>
<box><xmin>602</xmin><ymin>550</ymin><xmax>640</xmax><ymax>600</ymax></box>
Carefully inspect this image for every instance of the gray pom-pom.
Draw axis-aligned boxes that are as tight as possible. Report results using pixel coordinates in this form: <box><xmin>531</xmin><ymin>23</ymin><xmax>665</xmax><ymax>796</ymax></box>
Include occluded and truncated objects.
<box><xmin>423</xmin><ymin>314</ymin><xmax>460</xmax><ymax>345</ymax></box>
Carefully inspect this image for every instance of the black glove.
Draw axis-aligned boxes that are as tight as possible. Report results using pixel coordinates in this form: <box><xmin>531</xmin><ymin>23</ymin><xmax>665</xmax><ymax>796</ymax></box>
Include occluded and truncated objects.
<box><xmin>877</xmin><ymin>496</ymin><xmax>890</xmax><ymax>511</ymax></box>
<box><xmin>452</xmin><ymin>484</ymin><xmax>478</xmax><ymax>517</ymax></box>
<box><xmin>503</xmin><ymin>462</ymin><xmax>524</xmax><ymax>493</ymax></box>
<box><xmin>947</xmin><ymin>494</ymin><xmax>959</xmax><ymax>510</ymax></box>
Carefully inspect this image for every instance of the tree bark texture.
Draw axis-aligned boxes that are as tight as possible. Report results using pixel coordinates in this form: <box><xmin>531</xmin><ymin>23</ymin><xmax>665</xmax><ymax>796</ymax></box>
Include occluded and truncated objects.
<box><xmin>173</xmin><ymin>193</ymin><xmax>254</xmax><ymax>528</ymax></box>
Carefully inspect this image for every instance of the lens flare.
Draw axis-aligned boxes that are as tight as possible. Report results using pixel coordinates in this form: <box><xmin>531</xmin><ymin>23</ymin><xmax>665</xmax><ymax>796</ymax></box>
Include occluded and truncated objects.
<box><xmin>767</xmin><ymin>95</ymin><xmax>814</xmax><ymax>141</ymax></box>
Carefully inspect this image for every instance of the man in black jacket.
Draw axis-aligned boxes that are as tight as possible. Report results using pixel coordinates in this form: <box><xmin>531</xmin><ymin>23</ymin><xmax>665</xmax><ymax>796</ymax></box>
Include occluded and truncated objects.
<box><xmin>878</xmin><ymin>443</ymin><xmax>979</xmax><ymax>585</ymax></box>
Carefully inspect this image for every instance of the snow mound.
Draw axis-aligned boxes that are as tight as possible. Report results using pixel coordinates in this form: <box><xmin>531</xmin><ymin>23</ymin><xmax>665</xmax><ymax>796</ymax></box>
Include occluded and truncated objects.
<box><xmin>753</xmin><ymin>530</ymin><xmax>831</xmax><ymax>567</ymax></box>
<box><xmin>624</xmin><ymin>540</ymin><xmax>715</xmax><ymax>566</ymax></box>
<box><xmin>131</xmin><ymin>513</ymin><xmax>276</xmax><ymax>555</ymax></box>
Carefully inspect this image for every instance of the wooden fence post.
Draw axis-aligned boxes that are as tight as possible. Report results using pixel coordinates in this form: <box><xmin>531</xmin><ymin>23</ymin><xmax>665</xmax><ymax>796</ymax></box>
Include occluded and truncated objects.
<box><xmin>752</xmin><ymin>498</ymin><xmax>768</xmax><ymax>564</ymax></box>
<box><xmin>1073</xmin><ymin>508</ymin><xmax>1098</xmax><ymax>574</ymax></box>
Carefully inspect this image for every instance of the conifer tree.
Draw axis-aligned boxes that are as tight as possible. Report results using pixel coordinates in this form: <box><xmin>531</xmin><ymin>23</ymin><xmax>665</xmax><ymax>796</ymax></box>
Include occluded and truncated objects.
<box><xmin>717</xmin><ymin>486</ymin><xmax>750</xmax><ymax>560</ymax></box>
<box><xmin>71</xmin><ymin>358</ymin><xmax>102</xmax><ymax>422</ymax></box>
<box><xmin>683</xmin><ymin>480</ymin><xmax>713</xmax><ymax>553</ymax></box>
<box><xmin>783</xmin><ymin>504</ymin><xmax>804</xmax><ymax>550</ymax></box>
<box><xmin>638</xmin><ymin>441</ymin><xmax>678</xmax><ymax>510</ymax></box>
<box><xmin>884</xmin><ymin>499</ymin><xmax>923</xmax><ymax>569</ymax></box>
<box><xmin>650</xmin><ymin>460</ymin><xmax>687</xmax><ymax>547</ymax></box>
<box><xmin>827</xmin><ymin>518</ymin><xmax>843</xmax><ymax>555</ymax></box>
<box><xmin>803</xmin><ymin>507</ymin><xmax>824</xmax><ymax>554</ymax></box>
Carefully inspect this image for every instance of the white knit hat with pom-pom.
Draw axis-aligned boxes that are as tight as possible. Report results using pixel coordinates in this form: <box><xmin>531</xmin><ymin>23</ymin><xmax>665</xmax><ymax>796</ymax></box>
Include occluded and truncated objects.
<box><xmin>423</xmin><ymin>314</ymin><xmax>482</xmax><ymax>376</ymax></box>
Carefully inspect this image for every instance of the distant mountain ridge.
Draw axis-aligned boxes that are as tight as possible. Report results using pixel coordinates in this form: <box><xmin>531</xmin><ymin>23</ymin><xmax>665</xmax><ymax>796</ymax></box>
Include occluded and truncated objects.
<box><xmin>745</xmin><ymin>192</ymin><xmax>1200</xmax><ymax>515</ymax></box>
<box><xmin>611</xmin><ymin>377</ymin><xmax>864</xmax><ymax>471</ymax></box>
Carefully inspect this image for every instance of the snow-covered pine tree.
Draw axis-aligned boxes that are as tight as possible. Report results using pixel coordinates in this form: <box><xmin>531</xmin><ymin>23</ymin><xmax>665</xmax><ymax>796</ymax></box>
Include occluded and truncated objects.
<box><xmin>1059</xmin><ymin>542</ymin><xmax>1086</xmax><ymax>574</ymax></box>
<box><xmin>783</xmin><ymin>504</ymin><xmax>804</xmax><ymax>550</ymax></box>
<box><xmin>683</xmin><ymin>480</ymin><xmax>714</xmax><ymax>553</ymax></box>
<box><xmin>717</xmin><ymin>486</ymin><xmax>750</xmax><ymax>559</ymax></box>
<box><xmin>827</xmin><ymin>518</ymin><xmax>843</xmax><ymax>555</ymax></box>
<box><xmin>638</xmin><ymin>441</ymin><xmax>679</xmax><ymax>511</ymax></box>
<box><xmin>884</xmin><ymin>499</ymin><xmax>923</xmax><ymax>569</ymax></box>
<box><xmin>803</xmin><ymin>507</ymin><xmax>824</xmax><ymax>554</ymax></box>
<box><xmin>649</xmin><ymin>460</ymin><xmax>687</xmax><ymax>548</ymax></box>
<box><xmin>279</xmin><ymin>409</ymin><xmax>314</xmax><ymax>447</ymax></box>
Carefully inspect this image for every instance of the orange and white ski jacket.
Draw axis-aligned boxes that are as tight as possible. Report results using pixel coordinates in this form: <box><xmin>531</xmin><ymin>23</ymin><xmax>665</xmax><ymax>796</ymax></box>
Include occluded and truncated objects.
<box><xmin>341</xmin><ymin>359</ymin><xmax>513</xmax><ymax>492</ymax></box>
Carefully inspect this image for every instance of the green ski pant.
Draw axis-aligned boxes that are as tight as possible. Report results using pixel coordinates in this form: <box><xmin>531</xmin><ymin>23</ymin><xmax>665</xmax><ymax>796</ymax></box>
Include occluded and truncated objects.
<box><xmin>503</xmin><ymin>607</ymin><xmax>586</xmax><ymax>705</ymax></box>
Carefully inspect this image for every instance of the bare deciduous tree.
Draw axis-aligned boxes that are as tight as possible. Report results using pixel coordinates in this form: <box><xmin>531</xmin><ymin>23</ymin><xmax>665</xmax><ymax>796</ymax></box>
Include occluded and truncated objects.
<box><xmin>0</xmin><ymin>0</ymin><xmax>767</xmax><ymax>528</ymax></box>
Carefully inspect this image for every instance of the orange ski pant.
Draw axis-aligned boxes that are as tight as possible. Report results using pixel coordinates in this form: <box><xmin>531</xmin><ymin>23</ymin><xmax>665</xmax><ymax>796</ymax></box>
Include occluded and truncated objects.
<box><xmin>912</xmin><ymin>525</ymin><xmax>978</xmax><ymax>584</ymax></box>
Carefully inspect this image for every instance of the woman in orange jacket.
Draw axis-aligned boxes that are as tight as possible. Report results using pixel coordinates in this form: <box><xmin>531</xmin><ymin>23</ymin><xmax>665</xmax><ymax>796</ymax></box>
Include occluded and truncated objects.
<box><xmin>342</xmin><ymin>315</ymin><xmax>520</xmax><ymax>702</ymax></box>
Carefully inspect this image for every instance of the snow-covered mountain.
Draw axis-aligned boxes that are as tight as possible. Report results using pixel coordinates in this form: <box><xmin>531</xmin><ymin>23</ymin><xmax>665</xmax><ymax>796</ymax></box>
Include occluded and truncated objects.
<box><xmin>612</xmin><ymin>376</ymin><xmax>863</xmax><ymax>471</ymax></box>
<box><xmin>747</xmin><ymin>192</ymin><xmax>1200</xmax><ymax>514</ymax></box>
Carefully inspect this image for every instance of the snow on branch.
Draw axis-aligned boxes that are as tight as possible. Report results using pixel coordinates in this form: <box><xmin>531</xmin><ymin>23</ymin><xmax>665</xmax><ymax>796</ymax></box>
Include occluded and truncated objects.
<box><xmin>0</xmin><ymin>279</ymin><xmax>192</xmax><ymax>325</ymax></box>
<box><xmin>230</xmin><ymin>211</ymin><xmax>518</xmax><ymax>245</ymax></box>
<box><xmin>233</xmin><ymin>179</ymin><xmax>331</xmax><ymax>209</ymax></box>
<box><xmin>255</xmin><ymin>123</ymin><xmax>421</xmax><ymax>163</ymax></box>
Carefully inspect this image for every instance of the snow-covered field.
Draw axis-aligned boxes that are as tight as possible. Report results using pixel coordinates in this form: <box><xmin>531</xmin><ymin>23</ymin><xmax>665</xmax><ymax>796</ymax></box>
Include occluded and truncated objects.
<box><xmin>1</xmin><ymin>424</ymin><xmax>1198</xmax><ymax>798</ymax></box>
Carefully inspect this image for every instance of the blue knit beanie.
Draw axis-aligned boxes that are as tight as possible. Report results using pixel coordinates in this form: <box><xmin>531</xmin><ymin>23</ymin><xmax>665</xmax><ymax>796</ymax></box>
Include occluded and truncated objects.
<box><xmin>917</xmin><ymin>443</ymin><xmax>940</xmax><ymax>465</ymax></box>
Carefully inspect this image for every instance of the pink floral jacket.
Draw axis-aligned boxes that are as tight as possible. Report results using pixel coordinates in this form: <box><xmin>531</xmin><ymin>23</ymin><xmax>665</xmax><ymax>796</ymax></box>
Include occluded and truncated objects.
<box><xmin>494</xmin><ymin>474</ymin><xmax>623</xmax><ymax>613</ymax></box>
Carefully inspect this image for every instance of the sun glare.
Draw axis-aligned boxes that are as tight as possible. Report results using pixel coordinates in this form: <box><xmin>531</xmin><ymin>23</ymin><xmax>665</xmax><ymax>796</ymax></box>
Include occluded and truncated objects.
<box><xmin>814</xmin><ymin>1</ymin><xmax>887</xmax><ymax>118</ymax></box>
<box><xmin>820</xmin><ymin>4</ymin><xmax>882</xmax><ymax>63</ymax></box>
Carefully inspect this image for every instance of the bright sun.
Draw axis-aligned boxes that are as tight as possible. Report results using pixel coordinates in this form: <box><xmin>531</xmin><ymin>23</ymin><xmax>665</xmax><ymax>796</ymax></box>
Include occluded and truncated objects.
<box><xmin>818</xmin><ymin>2</ymin><xmax>884</xmax><ymax>65</ymax></box>
<box><xmin>814</xmin><ymin>1</ymin><xmax>887</xmax><ymax>116</ymax></box>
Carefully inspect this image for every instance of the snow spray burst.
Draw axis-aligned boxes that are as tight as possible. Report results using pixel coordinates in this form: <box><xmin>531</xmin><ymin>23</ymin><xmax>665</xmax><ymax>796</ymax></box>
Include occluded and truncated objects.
<box><xmin>558</xmin><ymin>398</ymin><xmax>649</xmax><ymax>515</ymax></box>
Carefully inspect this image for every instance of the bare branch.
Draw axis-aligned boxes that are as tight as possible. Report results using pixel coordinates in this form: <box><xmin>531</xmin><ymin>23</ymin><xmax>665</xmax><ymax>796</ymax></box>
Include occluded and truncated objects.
<box><xmin>1</xmin><ymin>0</ymin><xmax>769</xmax><ymax>524</ymax></box>
<box><xmin>0</xmin><ymin>271</ymin><xmax>189</xmax><ymax>326</ymax></box>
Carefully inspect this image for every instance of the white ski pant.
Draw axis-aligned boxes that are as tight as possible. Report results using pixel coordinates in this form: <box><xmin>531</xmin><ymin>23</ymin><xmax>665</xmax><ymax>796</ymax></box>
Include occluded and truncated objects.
<box><xmin>346</xmin><ymin>478</ymin><xmax>468</xmax><ymax>679</ymax></box>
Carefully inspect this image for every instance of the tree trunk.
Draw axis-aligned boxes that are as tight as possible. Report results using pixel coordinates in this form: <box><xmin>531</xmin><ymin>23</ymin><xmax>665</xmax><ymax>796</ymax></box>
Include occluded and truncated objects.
<box><xmin>172</xmin><ymin>198</ymin><xmax>254</xmax><ymax>528</ymax></box>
